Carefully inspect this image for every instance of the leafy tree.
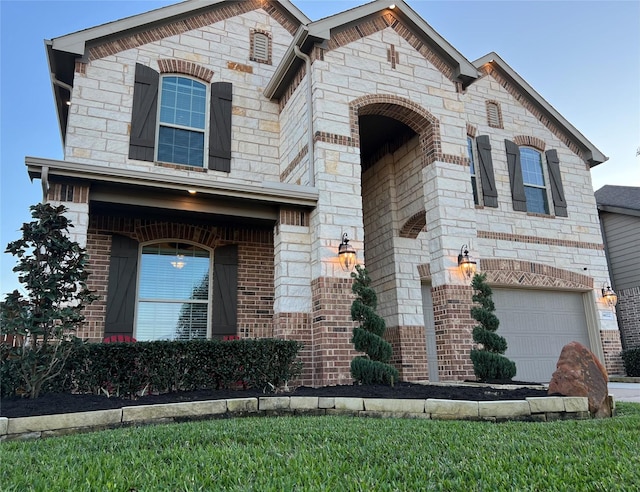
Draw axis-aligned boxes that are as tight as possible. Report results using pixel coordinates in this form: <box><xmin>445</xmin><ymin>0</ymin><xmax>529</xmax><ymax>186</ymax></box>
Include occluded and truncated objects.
<box><xmin>350</xmin><ymin>265</ymin><xmax>398</xmax><ymax>385</ymax></box>
<box><xmin>1</xmin><ymin>203</ymin><xmax>97</xmax><ymax>398</ymax></box>
<box><xmin>469</xmin><ymin>273</ymin><xmax>516</xmax><ymax>381</ymax></box>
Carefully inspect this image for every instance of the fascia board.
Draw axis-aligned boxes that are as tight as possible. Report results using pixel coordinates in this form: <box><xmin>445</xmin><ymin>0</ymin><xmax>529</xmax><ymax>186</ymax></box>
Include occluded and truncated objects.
<box><xmin>598</xmin><ymin>204</ymin><xmax>640</xmax><ymax>218</ymax></box>
<box><xmin>50</xmin><ymin>0</ymin><xmax>310</xmax><ymax>56</ymax></box>
<box><xmin>25</xmin><ymin>156</ymin><xmax>318</xmax><ymax>208</ymax></box>
<box><xmin>474</xmin><ymin>52</ymin><xmax>607</xmax><ymax>167</ymax></box>
<box><xmin>307</xmin><ymin>0</ymin><xmax>477</xmax><ymax>80</ymax></box>
<box><xmin>263</xmin><ymin>25</ymin><xmax>310</xmax><ymax>100</ymax></box>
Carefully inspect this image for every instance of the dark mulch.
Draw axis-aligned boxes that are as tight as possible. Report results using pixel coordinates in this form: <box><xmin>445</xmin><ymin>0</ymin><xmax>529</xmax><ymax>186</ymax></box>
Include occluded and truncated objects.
<box><xmin>1</xmin><ymin>382</ymin><xmax>549</xmax><ymax>418</ymax></box>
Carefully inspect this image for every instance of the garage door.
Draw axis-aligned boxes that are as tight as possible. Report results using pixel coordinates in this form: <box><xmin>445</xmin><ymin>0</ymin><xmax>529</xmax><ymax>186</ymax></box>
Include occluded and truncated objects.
<box><xmin>492</xmin><ymin>289</ymin><xmax>590</xmax><ymax>383</ymax></box>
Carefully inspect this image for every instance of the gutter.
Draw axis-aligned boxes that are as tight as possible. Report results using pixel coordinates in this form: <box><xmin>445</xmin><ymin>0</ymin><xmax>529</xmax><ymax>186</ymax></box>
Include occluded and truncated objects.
<box><xmin>293</xmin><ymin>45</ymin><xmax>315</xmax><ymax>188</ymax></box>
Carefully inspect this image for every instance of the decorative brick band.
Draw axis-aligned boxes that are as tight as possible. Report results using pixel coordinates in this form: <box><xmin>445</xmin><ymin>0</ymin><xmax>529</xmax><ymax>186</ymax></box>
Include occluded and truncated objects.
<box><xmin>280</xmin><ymin>144</ymin><xmax>308</xmax><ymax>182</ymax></box>
<box><xmin>417</xmin><ymin>263</ymin><xmax>431</xmax><ymax>281</ymax></box>
<box><xmin>75</xmin><ymin>61</ymin><xmax>87</xmax><ymax>75</ymax></box>
<box><xmin>466</xmin><ymin>123</ymin><xmax>477</xmax><ymax>138</ymax></box>
<box><xmin>157</xmin><ymin>59</ymin><xmax>214</xmax><ymax>82</ymax></box>
<box><xmin>513</xmin><ymin>135</ymin><xmax>546</xmax><ymax>152</ymax></box>
<box><xmin>399</xmin><ymin>210</ymin><xmax>427</xmax><ymax>238</ymax></box>
<box><xmin>47</xmin><ymin>183</ymin><xmax>90</xmax><ymax>204</ymax></box>
<box><xmin>480</xmin><ymin>259</ymin><xmax>594</xmax><ymax>289</ymax></box>
<box><xmin>478</xmin><ymin>230</ymin><xmax>604</xmax><ymax>251</ymax></box>
<box><xmin>279</xmin><ymin>209</ymin><xmax>309</xmax><ymax>227</ymax></box>
<box><xmin>278</xmin><ymin>64</ymin><xmax>306</xmax><ymax>111</ymax></box>
<box><xmin>478</xmin><ymin>64</ymin><xmax>585</xmax><ymax>162</ymax></box>
<box><xmin>88</xmin><ymin>0</ymin><xmax>299</xmax><ymax>61</ymax></box>
<box><xmin>314</xmin><ymin>131</ymin><xmax>358</xmax><ymax>148</ymax></box>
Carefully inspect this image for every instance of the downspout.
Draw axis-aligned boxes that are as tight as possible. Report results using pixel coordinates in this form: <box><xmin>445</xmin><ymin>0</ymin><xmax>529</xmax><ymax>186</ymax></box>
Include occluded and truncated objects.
<box><xmin>293</xmin><ymin>46</ymin><xmax>315</xmax><ymax>187</ymax></box>
<box><xmin>41</xmin><ymin>166</ymin><xmax>50</xmax><ymax>203</ymax></box>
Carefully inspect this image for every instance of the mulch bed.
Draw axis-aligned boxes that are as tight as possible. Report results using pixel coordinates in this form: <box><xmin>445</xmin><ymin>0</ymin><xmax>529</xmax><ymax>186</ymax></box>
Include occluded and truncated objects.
<box><xmin>1</xmin><ymin>382</ymin><xmax>549</xmax><ymax>418</ymax></box>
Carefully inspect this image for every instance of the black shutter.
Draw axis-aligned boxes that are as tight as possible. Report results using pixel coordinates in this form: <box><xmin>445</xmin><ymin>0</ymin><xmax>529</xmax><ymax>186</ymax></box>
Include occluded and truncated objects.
<box><xmin>476</xmin><ymin>135</ymin><xmax>498</xmax><ymax>208</ymax></box>
<box><xmin>209</xmin><ymin>82</ymin><xmax>233</xmax><ymax>172</ymax></box>
<box><xmin>505</xmin><ymin>139</ymin><xmax>527</xmax><ymax>212</ymax></box>
<box><xmin>104</xmin><ymin>235</ymin><xmax>139</xmax><ymax>337</ymax></box>
<box><xmin>129</xmin><ymin>63</ymin><xmax>159</xmax><ymax>162</ymax></box>
<box><xmin>212</xmin><ymin>245</ymin><xmax>238</xmax><ymax>337</ymax></box>
<box><xmin>545</xmin><ymin>149</ymin><xmax>568</xmax><ymax>217</ymax></box>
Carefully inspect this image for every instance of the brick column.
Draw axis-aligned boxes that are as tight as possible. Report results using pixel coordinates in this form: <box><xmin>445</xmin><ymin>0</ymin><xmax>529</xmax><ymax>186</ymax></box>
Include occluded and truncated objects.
<box><xmin>431</xmin><ymin>284</ymin><xmax>476</xmax><ymax>381</ymax></box>
<box><xmin>385</xmin><ymin>325</ymin><xmax>429</xmax><ymax>381</ymax></box>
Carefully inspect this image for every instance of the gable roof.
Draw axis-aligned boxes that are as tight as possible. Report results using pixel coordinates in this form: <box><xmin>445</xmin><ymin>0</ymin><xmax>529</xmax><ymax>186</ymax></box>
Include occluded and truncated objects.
<box><xmin>473</xmin><ymin>53</ymin><xmax>607</xmax><ymax>167</ymax></box>
<box><xmin>595</xmin><ymin>185</ymin><xmax>640</xmax><ymax>217</ymax></box>
<box><xmin>264</xmin><ymin>0</ymin><xmax>478</xmax><ymax>98</ymax></box>
<box><xmin>46</xmin><ymin>0</ymin><xmax>310</xmax><ymax>142</ymax></box>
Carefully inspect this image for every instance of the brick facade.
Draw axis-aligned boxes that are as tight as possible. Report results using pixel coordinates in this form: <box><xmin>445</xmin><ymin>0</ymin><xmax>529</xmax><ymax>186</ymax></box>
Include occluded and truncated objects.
<box><xmin>617</xmin><ymin>287</ymin><xmax>640</xmax><ymax>349</ymax></box>
<box><xmin>34</xmin><ymin>0</ymin><xmax>623</xmax><ymax>386</ymax></box>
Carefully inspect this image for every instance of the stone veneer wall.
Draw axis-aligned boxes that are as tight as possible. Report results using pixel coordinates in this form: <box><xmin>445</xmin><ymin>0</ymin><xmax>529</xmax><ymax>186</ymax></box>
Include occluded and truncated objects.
<box><xmin>81</xmin><ymin>216</ymin><xmax>274</xmax><ymax>342</ymax></box>
<box><xmin>617</xmin><ymin>287</ymin><xmax>640</xmax><ymax>350</ymax></box>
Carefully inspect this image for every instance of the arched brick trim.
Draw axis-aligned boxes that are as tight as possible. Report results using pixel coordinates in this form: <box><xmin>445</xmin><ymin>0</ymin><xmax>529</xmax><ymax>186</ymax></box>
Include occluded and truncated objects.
<box><xmin>417</xmin><ymin>263</ymin><xmax>431</xmax><ymax>281</ymax></box>
<box><xmin>349</xmin><ymin>94</ymin><xmax>464</xmax><ymax>168</ymax></box>
<box><xmin>88</xmin><ymin>0</ymin><xmax>299</xmax><ymax>60</ymax></box>
<box><xmin>513</xmin><ymin>135</ymin><xmax>546</xmax><ymax>152</ymax></box>
<box><xmin>480</xmin><ymin>259</ymin><xmax>593</xmax><ymax>289</ymax></box>
<box><xmin>399</xmin><ymin>210</ymin><xmax>426</xmax><ymax>238</ymax></box>
<box><xmin>157</xmin><ymin>59</ymin><xmax>214</xmax><ymax>82</ymax></box>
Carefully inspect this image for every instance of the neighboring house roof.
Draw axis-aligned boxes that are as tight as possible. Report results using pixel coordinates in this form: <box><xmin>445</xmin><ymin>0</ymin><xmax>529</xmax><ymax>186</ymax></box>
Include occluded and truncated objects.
<box><xmin>595</xmin><ymin>185</ymin><xmax>640</xmax><ymax>217</ymax></box>
<box><xmin>473</xmin><ymin>53</ymin><xmax>607</xmax><ymax>168</ymax></box>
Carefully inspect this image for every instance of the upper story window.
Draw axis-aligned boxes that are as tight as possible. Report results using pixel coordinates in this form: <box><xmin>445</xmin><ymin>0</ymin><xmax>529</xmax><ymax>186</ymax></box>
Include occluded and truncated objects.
<box><xmin>129</xmin><ymin>63</ymin><xmax>233</xmax><ymax>173</ymax></box>
<box><xmin>504</xmin><ymin>139</ymin><xmax>565</xmax><ymax>216</ymax></box>
<box><xmin>157</xmin><ymin>76</ymin><xmax>207</xmax><ymax>167</ymax></box>
<box><xmin>519</xmin><ymin>147</ymin><xmax>549</xmax><ymax>214</ymax></box>
<box><xmin>467</xmin><ymin>136</ymin><xmax>479</xmax><ymax>205</ymax></box>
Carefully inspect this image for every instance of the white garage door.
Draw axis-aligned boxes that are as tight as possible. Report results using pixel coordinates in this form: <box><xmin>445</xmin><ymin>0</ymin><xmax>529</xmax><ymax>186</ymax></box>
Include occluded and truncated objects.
<box><xmin>492</xmin><ymin>289</ymin><xmax>590</xmax><ymax>383</ymax></box>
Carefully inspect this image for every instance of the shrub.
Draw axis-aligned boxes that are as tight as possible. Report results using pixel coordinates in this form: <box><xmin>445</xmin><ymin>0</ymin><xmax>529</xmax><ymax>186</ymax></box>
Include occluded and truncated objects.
<box><xmin>469</xmin><ymin>273</ymin><xmax>516</xmax><ymax>381</ymax></box>
<box><xmin>622</xmin><ymin>348</ymin><xmax>640</xmax><ymax>377</ymax></box>
<box><xmin>0</xmin><ymin>338</ymin><xmax>302</xmax><ymax>398</ymax></box>
<box><xmin>0</xmin><ymin>204</ymin><xmax>97</xmax><ymax>398</ymax></box>
<box><xmin>349</xmin><ymin>265</ymin><xmax>399</xmax><ymax>385</ymax></box>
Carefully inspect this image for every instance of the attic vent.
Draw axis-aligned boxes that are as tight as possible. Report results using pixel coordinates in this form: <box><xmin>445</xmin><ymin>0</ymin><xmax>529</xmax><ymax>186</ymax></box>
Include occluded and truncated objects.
<box><xmin>251</xmin><ymin>31</ymin><xmax>270</xmax><ymax>64</ymax></box>
<box><xmin>486</xmin><ymin>101</ymin><xmax>503</xmax><ymax>128</ymax></box>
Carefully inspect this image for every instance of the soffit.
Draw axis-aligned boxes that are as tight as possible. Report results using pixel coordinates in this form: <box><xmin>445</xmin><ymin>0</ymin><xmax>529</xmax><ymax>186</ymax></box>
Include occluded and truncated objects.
<box><xmin>473</xmin><ymin>52</ymin><xmax>607</xmax><ymax>167</ymax></box>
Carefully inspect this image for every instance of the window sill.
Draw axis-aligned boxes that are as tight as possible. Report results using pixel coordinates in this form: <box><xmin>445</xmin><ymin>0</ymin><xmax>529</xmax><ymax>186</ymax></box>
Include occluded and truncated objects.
<box><xmin>155</xmin><ymin>161</ymin><xmax>207</xmax><ymax>173</ymax></box>
<box><xmin>526</xmin><ymin>212</ymin><xmax>555</xmax><ymax>219</ymax></box>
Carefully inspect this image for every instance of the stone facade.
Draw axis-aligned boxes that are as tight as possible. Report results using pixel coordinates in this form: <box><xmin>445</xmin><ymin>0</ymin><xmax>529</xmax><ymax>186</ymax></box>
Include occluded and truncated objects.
<box><xmin>31</xmin><ymin>0</ymin><xmax>623</xmax><ymax>386</ymax></box>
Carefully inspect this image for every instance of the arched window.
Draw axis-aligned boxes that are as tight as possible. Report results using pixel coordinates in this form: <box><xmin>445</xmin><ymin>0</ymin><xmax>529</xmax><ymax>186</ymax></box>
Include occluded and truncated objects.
<box><xmin>157</xmin><ymin>76</ymin><xmax>207</xmax><ymax>167</ymax></box>
<box><xmin>136</xmin><ymin>241</ymin><xmax>211</xmax><ymax>340</ymax></box>
<box><xmin>519</xmin><ymin>147</ymin><xmax>549</xmax><ymax>214</ymax></box>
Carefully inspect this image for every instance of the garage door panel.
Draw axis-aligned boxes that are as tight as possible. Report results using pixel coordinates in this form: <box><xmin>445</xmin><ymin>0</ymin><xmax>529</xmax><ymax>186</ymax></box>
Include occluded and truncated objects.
<box><xmin>493</xmin><ymin>289</ymin><xmax>589</xmax><ymax>383</ymax></box>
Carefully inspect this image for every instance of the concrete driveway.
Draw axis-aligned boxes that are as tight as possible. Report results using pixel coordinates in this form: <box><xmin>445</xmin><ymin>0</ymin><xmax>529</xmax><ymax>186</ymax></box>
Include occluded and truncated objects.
<box><xmin>609</xmin><ymin>382</ymin><xmax>640</xmax><ymax>403</ymax></box>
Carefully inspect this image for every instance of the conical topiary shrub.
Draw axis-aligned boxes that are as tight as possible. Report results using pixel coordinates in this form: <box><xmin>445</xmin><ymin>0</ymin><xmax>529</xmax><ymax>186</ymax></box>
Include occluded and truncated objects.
<box><xmin>349</xmin><ymin>265</ymin><xmax>398</xmax><ymax>385</ymax></box>
<box><xmin>469</xmin><ymin>272</ymin><xmax>516</xmax><ymax>381</ymax></box>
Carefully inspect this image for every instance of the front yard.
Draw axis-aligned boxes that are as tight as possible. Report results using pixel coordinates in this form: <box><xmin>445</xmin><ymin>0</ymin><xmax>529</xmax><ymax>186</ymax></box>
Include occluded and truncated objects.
<box><xmin>1</xmin><ymin>402</ymin><xmax>639</xmax><ymax>490</ymax></box>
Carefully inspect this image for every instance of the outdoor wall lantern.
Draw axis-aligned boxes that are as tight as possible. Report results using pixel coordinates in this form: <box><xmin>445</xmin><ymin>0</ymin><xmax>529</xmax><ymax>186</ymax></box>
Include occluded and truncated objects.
<box><xmin>338</xmin><ymin>233</ymin><xmax>357</xmax><ymax>272</ymax></box>
<box><xmin>457</xmin><ymin>244</ymin><xmax>477</xmax><ymax>280</ymax></box>
<box><xmin>601</xmin><ymin>283</ymin><xmax>618</xmax><ymax>308</ymax></box>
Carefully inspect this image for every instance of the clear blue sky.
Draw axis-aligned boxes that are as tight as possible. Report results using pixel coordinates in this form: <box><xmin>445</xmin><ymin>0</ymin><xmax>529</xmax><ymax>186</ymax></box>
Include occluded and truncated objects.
<box><xmin>1</xmin><ymin>0</ymin><xmax>639</xmax><ymax>297</ymax></box>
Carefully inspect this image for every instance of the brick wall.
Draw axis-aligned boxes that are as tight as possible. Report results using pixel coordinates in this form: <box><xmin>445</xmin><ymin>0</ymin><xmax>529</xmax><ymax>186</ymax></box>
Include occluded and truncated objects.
<box><xmin>617</xmin><ymin>286</ymin><xmax>640</xmax><ymax>349</ymax></box>
<box><xmin>80</xmin><ymin>216</ymin><xmax>274</xmax><ymax>342</ymax></box>
<box><xmin>273</xmin><ymin>312</ymin><xmax>312</xmax><ymax>386</ymax></box>
<box><xmin>600</xmin><ymin>330</ymin><xmax>625</xmax><ymax>376</ymax></box>
<box><xmin>431</xmin><ymin>284</ymin><xmax>476</xmax><ymax>380</ymax></box>
<box><xmin>385</xmin><ymin>325</ymin><xmax>428</xmax><ymax>381</ymax></box>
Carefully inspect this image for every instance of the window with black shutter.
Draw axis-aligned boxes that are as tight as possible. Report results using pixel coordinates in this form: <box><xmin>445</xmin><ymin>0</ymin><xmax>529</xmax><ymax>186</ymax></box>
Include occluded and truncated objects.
<box><xmin>475</xmin><ymin>135</ymin><xmax>498</xmax><ymax>208</ymax></box>
<box><xmin>105</xmin><ymin>235</ymin><xmax>140</xmax><ymax>338</ymax></box>
<box><xmin>128</xmin><ymin>63</ymin><xmax>232</xmax><ymax>171</ymax></box>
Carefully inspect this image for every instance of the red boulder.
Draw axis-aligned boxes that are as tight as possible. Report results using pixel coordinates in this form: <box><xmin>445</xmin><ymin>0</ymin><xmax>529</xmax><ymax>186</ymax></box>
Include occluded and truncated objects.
<box><xmin>548</xmin><ymin>341</ymin><xmax>611</xmax><ymax>418</ymax></box>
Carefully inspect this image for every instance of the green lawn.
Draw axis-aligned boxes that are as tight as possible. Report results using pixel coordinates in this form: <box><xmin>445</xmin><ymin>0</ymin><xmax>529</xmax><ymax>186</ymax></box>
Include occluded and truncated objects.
<box><xmin>2</xmin><ymin>403</ymin><xmax>639</xmax><ymax>491</ymax></box>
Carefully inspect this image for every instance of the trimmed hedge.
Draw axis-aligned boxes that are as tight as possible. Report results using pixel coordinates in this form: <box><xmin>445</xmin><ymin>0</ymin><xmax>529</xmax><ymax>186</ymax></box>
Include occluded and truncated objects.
<box><xmin>622</xmin><ymin>348</ymin><xmax>640</xmax><ymax>377</ymax></box>
<box><xmin>1</xmin><ymin>338</ymin><xmax>302</xmax><ymax>398</ymax></box>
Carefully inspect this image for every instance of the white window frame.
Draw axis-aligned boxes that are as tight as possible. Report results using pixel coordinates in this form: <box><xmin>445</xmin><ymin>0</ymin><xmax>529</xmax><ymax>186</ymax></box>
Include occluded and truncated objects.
<box><xmin>519</xmin><ymin>146</ymin><xmax>550</xmax><ymax>214</ymax></box>
<box><xmin>155</xmin><ymin>74</ymin><xmax>210</xmax><ymax>168</ymax></box>
<box><xmin>134</xmin><ymin>240</ymin><xmax>213</xmax><ymax>341</ymax></box>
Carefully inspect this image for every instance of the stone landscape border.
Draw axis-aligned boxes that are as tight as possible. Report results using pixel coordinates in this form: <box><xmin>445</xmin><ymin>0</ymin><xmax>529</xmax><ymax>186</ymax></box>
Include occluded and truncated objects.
<box><xmin>0</xmin><ymin>394</ymin><xmax>599</xmax><ymax>441</ymax></box>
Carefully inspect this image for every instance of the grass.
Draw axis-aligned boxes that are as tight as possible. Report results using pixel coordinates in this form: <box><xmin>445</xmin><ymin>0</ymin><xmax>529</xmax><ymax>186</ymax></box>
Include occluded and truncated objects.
<box><xmin>2</xmin><ymin>403</ymin><xmax>639</xmax><ymax>491</ymax></box>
